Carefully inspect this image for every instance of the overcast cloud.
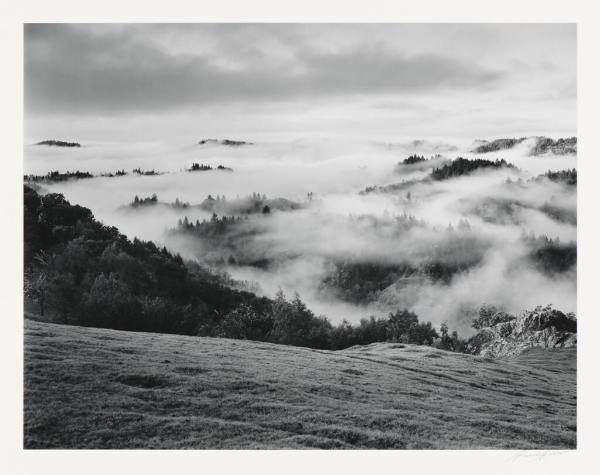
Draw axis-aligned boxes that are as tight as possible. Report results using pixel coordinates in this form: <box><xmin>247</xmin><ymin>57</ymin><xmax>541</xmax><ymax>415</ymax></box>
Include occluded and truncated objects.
<box><xmin>24</xmin><ymin>23</ymin><xmax>576</xmax><ymax>141</ymax></box>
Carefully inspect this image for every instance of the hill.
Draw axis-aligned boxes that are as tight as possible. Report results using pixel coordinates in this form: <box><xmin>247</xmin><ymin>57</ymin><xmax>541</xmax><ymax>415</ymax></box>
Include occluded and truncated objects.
<box><xmin>472</xmin><ymin>136</ymin><xmax>577</xmax><ymax>155</ymax></box>
<box><xmin>35</xmin><ymin>140</ymin><xmax>81</xmax><ymax>147</ymax></box>
<box><xmin>24</xmin><ymin>318</ymin><xmax>576</xmax><ymax>449</ymax></box>
<box><xmin>198</xmin><ymin>138</ymin><xmax>253</xmax><ymax>146</ymax></box>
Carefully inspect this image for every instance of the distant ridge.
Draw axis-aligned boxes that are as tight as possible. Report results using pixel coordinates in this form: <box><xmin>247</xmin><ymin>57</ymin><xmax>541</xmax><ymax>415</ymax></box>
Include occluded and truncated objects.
<box><xmin>198</xmin><ymin>138</ymin><xmax>253</xmax><ymax>146</ymax></box>
<box><xmin>472</xmin><ymin>136</ymin><xmax>576</xmax><ymax>156</ymax></box>
<box><xmin>36</xmin><ymin>140</ymin><xmax>81</xmax><ymax>148</ymax></box>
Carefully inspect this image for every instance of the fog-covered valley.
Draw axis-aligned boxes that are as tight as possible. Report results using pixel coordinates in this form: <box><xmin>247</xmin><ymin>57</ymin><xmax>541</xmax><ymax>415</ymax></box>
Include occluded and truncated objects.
<box><xmin>25</xmin><ymin>137</ymin><xmax>576</xmax><ymax>334</ymax></box>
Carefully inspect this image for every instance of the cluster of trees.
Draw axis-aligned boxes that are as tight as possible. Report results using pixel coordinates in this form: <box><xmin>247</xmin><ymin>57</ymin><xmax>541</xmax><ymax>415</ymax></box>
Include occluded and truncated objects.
<box><xmin>175</xmin><ymin>214</ymin><xmax>245</xmax><ymax>237</ymax></box>
<box><xmin>322</xmin><ymin>261</ymin><xmax>414</xmax><ymax>304</ymax></box>
<box><xmin>187</xmin><ymin>163</ymin><xmax>234</xmax><ymax>172</ymax></box>
<box><xmin>199</xmin><ymin>192</ymin><xmax>284</xmax><ymax>215</ymax></box>
<box><xmin>530</xmin><ymin>137</ymin><xmax>577</xmax><ymax>156</ymax></box>
<box><xmin>472</xmin><ymin>138</ymin><xmax>526</xmax><ymax>154</ymax></box>
<box><xmin>401</xmin><ymin>154</ymin><xmax>428</xmax><ymax>165</ymax></box>
<box><xmin>523</xmin><ymin>234</ymin><xmax>577</xmax><ymax>274</ymax></box>
<box><xmin>124</xmin><ymin>192</ymin><xmax>281</xmax><ymax>216</ymax></box>
<box><xmin>100</xmin><ymin>170</ymin><xmax>127</xmax><ymax>178</ymax></box>
<box><xmin>25</xmin><ymin>169</ymin><xmax>133</xmax><ymax>184</ymax></box>
<box><xmin>35</xmin><ymin>140</ymin><xmax>81</xmax><ymax>147</ymax></box>
<box><xmin>328</xmin><ymin>310</ymin><xmax>443</xmax><ymax>350</ymax></box>
<box><xmin>171</xmin><ymin>197</ymin><xmax>190</xmax><ymax>209</ymax></box>
<box><xmin>471</xmin><ymin>304</ymin><xmax>516</xmax><ymax>330</ymax></box>
<box><xmin>431</xmin><ymin>158</ymin><xmax>515</xmax><ymax>180</ymax></box>
<box><xmin>538</xmin><ymin>169</ymin><xmax>577</xmax><ymax>186</ymax></box>
<box><xmin>24</xmin><ymin>170</ymin><xmax>94</xmax><ymax>183</ymax></box>
<box><xmin>360</xmin><ymin>179</ymin><xmax>419</xmax><ymax>196</ymax></box>
<box><xmin>471</xmin><ymin>136</ymin><xmax>576</xmax><ymax>155</ymax></box>
<box><xmin>216</xmin><ymin>298</ymin><xmax>442</xmax><ymax>350</ymax></box>
<box><xmin>322</xmin><ymin>224</ymin><xmax>488</xmax><ymax>304</ymax></box>
<box><xmin>539</xmin><ymin>202</ymin><xmax>576</xmax><ymax>225</ymax></box>
<box><xmin>132</xmin><ymin>168</ymin><xmax>162</xmax><ymax>176</ymax></box>
<box><xmin>130</xmin><ymin>194</ymin><xmax>159</xmax><ymax>207</ymax></box>
<box><xmin>198</xmin><ymin>139</ymin><xmax>253</xmax><ymax>146</ymax></box>
<box><xmin>188</xmin><ymin>163</ymin><xmax>213</xmax><ymax>171</ymax></box>
<box><xmin>127</xmin><ymin>195</ymin><xmax>192</xmax><ymax>210</ymax></box>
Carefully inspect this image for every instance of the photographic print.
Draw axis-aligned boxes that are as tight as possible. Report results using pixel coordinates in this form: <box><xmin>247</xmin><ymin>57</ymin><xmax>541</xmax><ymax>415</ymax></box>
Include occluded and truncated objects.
<box><xmin>22</xmin><ymin>23</ymin><xmax>577</xmax><ymax>450</ymax></box>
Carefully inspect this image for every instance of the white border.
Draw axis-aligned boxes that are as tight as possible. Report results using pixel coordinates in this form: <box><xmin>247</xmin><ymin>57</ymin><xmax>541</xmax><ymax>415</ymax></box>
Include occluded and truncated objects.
<box><xmin>1</xmin><ymin>1</ymin><xmax>599</xmax><ymax>473</ymax></box>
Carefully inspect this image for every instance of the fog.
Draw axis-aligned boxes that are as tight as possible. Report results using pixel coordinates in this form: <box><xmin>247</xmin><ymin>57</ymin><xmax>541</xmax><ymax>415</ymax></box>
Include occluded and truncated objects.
<box><xmin>26</xmin><ymin>138</ymin><xmax>576</xmax><ymax>334</ymax></box>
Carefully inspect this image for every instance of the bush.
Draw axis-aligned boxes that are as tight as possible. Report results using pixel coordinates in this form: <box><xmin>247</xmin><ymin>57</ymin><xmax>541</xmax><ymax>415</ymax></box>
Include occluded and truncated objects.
<box><xmin>270</xmin><ymin>291</ymin><xmax>332</xmax><ymax>348</ymax></box>
<box><xmin>472</xmin><ymin>305</ymin><xmax>515</xmax><ymax>330</ymax></box>
<box><xmin>216</xmin><ymin>304</ymin><xmax>273</xmax><ymax>341</ymax></box>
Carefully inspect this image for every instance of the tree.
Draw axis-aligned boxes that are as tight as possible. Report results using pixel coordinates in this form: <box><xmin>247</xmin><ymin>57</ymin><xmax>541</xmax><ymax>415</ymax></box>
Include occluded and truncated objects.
<box><xmin>387</xmin><ymin>309</ymin><xmax>418</xmax><ymax>341</ymax></box>
<box><xmin>440</xmin><ymin>321</ymin><xmax>449</xmax><ymax>338</ymax></box>
<box><xmin>82</xmin><ymin>273</ymin><xmax>140</xmax><ymax>329</ymax></box>
<box><xmin>216</xmin><ymin>304</ymin><xmax>273</xmax><ymax>341</ymax></box>
<box><xmin>48</xmin><ymin>272</ymin><xmax>79</xmax><ymax>323</ymax></box>
<box><xmin>270</xmin><ymin>291</ymin><xmax>329</xmax><ymax>348</ymax></box>
<box><xmin>406</xmin><ymin>321</ymin><xmax>439</xmax><ymax>345</ymax></box>
<box><xmin>262</xmin><ymin>205</ymin><xmax>271</xmax><ymax>214</ymax></box>
<box><xmin>24</xmin><ymin>269</ymin><xmax>48</xmax><ymax>316</ymax></box>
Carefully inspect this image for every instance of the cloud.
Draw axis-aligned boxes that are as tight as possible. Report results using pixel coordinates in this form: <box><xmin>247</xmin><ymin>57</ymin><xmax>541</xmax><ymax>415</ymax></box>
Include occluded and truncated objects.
<box><xmin>25</xmin><ymin>24</ymin><xmax>503</xmax><ymax>115</ymax></box>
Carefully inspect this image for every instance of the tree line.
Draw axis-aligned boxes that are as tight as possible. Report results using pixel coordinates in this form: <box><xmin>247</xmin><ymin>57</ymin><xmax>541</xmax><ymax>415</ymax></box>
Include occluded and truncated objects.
<box><xmin>25</xmin><ymin>169</ymin><xmax>128</xmax><ymax>183</ymax></box>
<box><xmin>187</xmin><ymin>163</ymin><xmax>233</xmax><ymax>172</ymax></box>
<box><xmin>36</xmin><ymin>140</ymin><xmax>81</xmax><ymax>147</ymax></box>
<box><xmin>431</xmin><ymin>157</ymin><xmax>515</xmax><ymax>180</ymax></box>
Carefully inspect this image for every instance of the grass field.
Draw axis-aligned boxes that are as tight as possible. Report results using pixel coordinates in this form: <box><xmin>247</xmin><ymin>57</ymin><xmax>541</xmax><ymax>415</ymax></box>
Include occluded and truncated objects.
<box><xmin>24</xmin><ymin>319</ymin><xmax>576</xmax><ymax>449</ymax></box>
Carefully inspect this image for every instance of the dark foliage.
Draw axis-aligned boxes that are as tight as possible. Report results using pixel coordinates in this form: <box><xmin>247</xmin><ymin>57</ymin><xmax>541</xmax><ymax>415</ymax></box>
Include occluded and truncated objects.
<box><xmin>198</xmin><ymin>138</ymin><xmax>253</xmax><ymax>146</ymax></box>
<box><xmin>24</xmin><ymin>170</ymin><xmax>94</xmax><ymax>183</ymax></box>
<box><xmin>537</xmin><ymin>169</ymin><xmax>577</xmax><ymax>186</ymax></box>
<box><xmin>187</xmin><ymin>163</ymin><xmax>234</xmax><ymax>172</ymax></box>
<box><xmin>525</xmin><ymin>235</ymin><xmax>577</xmax><ymax>275</ymax></box>
<box><xmin>100</xmin><ymin>170</ymin><xmax>128</xmax><ymax>178</ymax></box>
<box><xmin>472</xmin><ymin>138</ymin><xmax>526</xmax><ymax>154</ymax></box>
<box><xmin>530</xmin><ymin>137</ymin><xmax>576</xmax><ymax>156</ymax></box>
<box><xmin>36</xmin><ymin>140</ymin><xmax>81</xmax><ymax>147</ymax></box>
<box><xmin>435</xmin><ymin>321</ymin><xmax>467</xmax><ymax>352</ymax></box>
<box><xmin>130</xmin><ymin>194</ymin><xmax>158</xmax><ymax>207</ymax></box>
<box><xmin>322</xmin><ymin>261</ymin><xmax>417</xmax><ymax>304</ymax></box>
<box><xmin>321</xmin><ymin>225</ymin><xmax>489</xmax><ymax>304</ymax></box>
<box><xmin>328</xmin><ymin>310</ymin><xmax>440</xmax><ymax>350</ymax></box>
<box><xmin>359</xmin><ymin>179</ymin><xmax>420</xmax><ymax>196</ymax></box>
<box><xmin>402</xmin><ymin>154</ymin><xmax>428</xmax><ymax>165</ymax></box>
<box><xmin>471</xmin><ymin>305</ymin><xmax>516</xmax><ymax>330</ymax></box>
<box><xmin>24</xmin><ymin>185</ymin><xmax>272</xmax><ymax>336</ymax></box>
<box><xmin>132</xmin><ymin>168</ymin><xmax>162</xmax><ymax>176</ymax></box>
<box><xmin>431</xmin><ymin>157</ymin><xmax>514</xmax><ymax>180</ymax></box>
<box><xmin>538</xmin><ymin>202</ymin><xmax>577</xmax><ymax>225</ymax></box>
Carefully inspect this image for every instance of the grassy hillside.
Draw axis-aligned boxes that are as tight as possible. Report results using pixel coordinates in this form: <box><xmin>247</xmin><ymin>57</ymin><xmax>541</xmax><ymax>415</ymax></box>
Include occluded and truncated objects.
<box><xmin>24</xmin><ymin>319</ymin><xmax>576</xmax><ymax>449</ymax></box>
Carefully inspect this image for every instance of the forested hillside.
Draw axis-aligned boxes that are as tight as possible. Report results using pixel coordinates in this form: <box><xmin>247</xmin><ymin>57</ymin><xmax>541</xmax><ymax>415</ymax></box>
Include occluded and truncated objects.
<box><xmin>23</xmin><ymin>185</ymin><xmax>444</xmax><ymax>350</ymax></box>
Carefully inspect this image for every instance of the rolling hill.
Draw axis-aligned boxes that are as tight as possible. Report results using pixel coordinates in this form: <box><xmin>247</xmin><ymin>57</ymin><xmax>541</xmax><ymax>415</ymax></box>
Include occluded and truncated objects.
<box><xmin>24</xmin><ymin>318</ymin><xmax>576</xmax><ymax>449</ymax></box>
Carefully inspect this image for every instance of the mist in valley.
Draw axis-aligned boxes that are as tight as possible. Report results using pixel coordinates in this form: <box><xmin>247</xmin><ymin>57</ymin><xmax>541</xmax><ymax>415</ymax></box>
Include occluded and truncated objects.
<box><xmin>25</xmin><ymin>138</ymin><xmax>577</xmax><ymax>335</ymax></box>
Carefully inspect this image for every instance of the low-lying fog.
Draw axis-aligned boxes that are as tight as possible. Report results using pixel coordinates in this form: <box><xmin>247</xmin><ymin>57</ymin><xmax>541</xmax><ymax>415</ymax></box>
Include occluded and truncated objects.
<box><xmin>25</xmin><ymin>138</ymin><xmax>577</xmax><ymax>334</ymax></box>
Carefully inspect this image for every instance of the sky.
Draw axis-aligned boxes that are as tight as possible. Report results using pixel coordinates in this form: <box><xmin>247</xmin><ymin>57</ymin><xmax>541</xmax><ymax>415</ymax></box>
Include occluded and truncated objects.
<box><xmin>24</xmin><ymin>23</ymin><xmax>577</xmax><ymax>143</ymax></box>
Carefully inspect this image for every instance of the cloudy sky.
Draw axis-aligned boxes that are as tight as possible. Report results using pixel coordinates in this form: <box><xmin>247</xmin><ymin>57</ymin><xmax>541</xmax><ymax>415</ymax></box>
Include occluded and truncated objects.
<box><xmin>24</xmin><ymin>23</ymin><xmax>576</xmax><ymax>143</ymax></box>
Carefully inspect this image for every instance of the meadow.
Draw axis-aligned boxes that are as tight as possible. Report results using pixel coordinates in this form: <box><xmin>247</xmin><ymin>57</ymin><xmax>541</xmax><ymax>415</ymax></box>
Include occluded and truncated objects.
<box><xmin>24</xmin><ymin>318</ymin><xmax>576</xmax><ymax>449</ymax></box>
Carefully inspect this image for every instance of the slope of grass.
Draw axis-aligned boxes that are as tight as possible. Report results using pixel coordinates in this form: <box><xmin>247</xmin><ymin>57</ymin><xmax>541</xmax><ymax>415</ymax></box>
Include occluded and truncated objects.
<box><xmin>24</xmin><ymin>319</ymin><xmax>576</xmax><ymax>449</ymax></box>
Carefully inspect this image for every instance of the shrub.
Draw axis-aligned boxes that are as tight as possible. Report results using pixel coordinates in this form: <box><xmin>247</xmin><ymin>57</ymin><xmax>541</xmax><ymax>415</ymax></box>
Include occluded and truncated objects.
<box><xmin>216</xmin><ymin>303</ymin><xmax>273</xmax><ymax>341</ymax></box>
